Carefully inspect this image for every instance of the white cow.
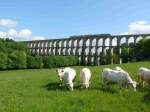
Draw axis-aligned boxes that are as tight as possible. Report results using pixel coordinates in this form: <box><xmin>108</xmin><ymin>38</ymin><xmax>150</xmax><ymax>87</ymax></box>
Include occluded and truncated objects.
<box><xmin>56</xmin><ymin>67</ymin><xmax>76</xmax><ymax>91</ymax></box>
<box><xmin>80</xmin><ymin>68</ymin><xmax>91</xmax><ymax>89</ymax></box>
<box><xmin>138</xmin><ymin>67</ymin><xmax>150</xmax><ymax>87</ymax></box>
<box><xmin>102</xmin><ymin>68</ymin><xmax>137</xmax><ymax>91</ymax></box>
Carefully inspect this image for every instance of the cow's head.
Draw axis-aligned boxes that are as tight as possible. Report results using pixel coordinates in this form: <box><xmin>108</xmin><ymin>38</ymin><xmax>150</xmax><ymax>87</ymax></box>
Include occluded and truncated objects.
<box><xmin>56</xmin><ymin>69</ymin><xmax>64</xmax><ymax>80</ymax></box>
<box><xmin>128</xmin><ymin>81</ymin><xmax>137</xmax><ymax>91</ymax></box>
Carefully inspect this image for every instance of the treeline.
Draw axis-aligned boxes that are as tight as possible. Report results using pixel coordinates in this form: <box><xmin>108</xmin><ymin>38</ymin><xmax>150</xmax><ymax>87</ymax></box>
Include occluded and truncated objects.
<box><xmin>0</xmin><ymin>38</ymin><xmax>78</xmax><ymax>70</ymax></box>
<box><xmin>118</xmin><ymin>38</ymin><xmax>150</xmax><ymax>63</ymax></box>
<box><xmin>0</xmin><ymin>38</ymin><xmax>27</xmax><ymax>70</ymax></box>
<box><xmin>121</xmin><ymin>38</ymin><xmax>150</xmax><ymax>63</ymax></box>
<box><xmin>27</xmin><ymin>55</ymin><xmax>79</xmax><ymax>69</ymax></box>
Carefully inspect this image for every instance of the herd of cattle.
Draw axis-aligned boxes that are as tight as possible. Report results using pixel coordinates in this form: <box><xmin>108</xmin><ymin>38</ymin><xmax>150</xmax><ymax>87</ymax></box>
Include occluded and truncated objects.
<box><xmin>56</xmin><ymin>67</ymin><xmax>150</xmax><ymax>91</ymax></box>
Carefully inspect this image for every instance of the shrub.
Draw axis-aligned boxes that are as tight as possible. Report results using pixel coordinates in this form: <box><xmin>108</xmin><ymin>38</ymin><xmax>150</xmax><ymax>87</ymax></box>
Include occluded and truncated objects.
<box><xmin>68</xmin><ymin>56</ymin><xmax>79</xmax><ymax>65</ymax></box>
<box><xmin>0</xmin><ymin>52</ymin><xmax>7</xmax><ymax>70</ymax></box>
<box><xmin>136</xmin><ymin>38</ymin><xmax>150</xmax><ymax>59</ymax></box>
<box><xmin>121</xmin><ymin>47</ymin><xmax>129</xmax><ymax>63</ymax></box>
<box><xmin>43</xmin><ymin>56</ymin><xmax>56</xmax><ymax>68</ymax></box>
<box><xmin>7</xmin><ymin>51</ymin><xmax>27</xmax><ymax>69</ymax></box>
<box><xmin>100</xmin><ymin>52</ymin><xmax>106</xmax><ymax>65</ymax></box>
<box><xmin>43</xmin><ymin>56</ymin><xmax>79</xmax><ymax>68</ymax></box>
<box><xmin>112</xmin><ymin>53</ymin><xmax>120</xmax><ymax>64</ymax></box>
<box><xmin>27</xmin><ymin>55</ymin><xmax>43</xmax><ymax>69</ymax></box>
<box><xmin>105</xmin><ymin>49</ymin><xmax>112</xmax><ymax>64</ymax></box>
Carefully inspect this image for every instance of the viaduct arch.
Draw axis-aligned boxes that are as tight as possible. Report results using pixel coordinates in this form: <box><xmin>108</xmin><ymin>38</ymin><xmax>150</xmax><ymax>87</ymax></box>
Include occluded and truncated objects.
<box><xmin>26</xmin><ymin>34</ymin><xmax>150</xmax><ymax>65</ymax></box>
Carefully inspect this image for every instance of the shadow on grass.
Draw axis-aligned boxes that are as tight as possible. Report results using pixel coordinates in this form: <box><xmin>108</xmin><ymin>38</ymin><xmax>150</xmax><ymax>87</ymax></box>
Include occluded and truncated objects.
<box><xmin>42</xmin><ymin>82</ymin><xmax>83</xmax><ymax>91</ymax></box>
<box><xmin>136</xmin><ymin>84</ymin><xmax>148</xmax><ymax>92</ymax></box>
<box><xmin>142</xmin><ymin>90</ymin><xmax>150</xmax><ymax>103</ymax></box>
<box><xmin>42</xmin><ymin>82</ymin><xmax>122</xmax><ymax>93</ymax></box>
<box><xmin>100</xmin><ymin>87</ymin><xmax>118</xmax><ymax>94</ymax></box>
<box><xmin>42</xmin><ymin>82</ymin><xmax>65</xmax><ymax>91</ymax></box>
<box><xmin>138</xmin><ymin>85</ymin><xmax>150</xmax><ymax>103</ymax></box>
<box><xmin>137</xmin><ymin>87</ymin><xmax>147</xmax><ymax>93</ymax></box>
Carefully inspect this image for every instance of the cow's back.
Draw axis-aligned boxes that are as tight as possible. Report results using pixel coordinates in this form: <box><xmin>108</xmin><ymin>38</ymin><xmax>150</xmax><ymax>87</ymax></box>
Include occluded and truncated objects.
<box><xmin>103</xmin><ymin>69</ymin><xmax>126</xmax><ymax>82</ymax></box>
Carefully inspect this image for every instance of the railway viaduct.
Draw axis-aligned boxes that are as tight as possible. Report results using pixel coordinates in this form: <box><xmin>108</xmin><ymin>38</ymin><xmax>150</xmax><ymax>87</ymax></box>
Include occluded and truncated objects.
<box><xmin>26</xmin><ymin>34</ymin><xmax>150</xmax><ymax>65</ymax></box>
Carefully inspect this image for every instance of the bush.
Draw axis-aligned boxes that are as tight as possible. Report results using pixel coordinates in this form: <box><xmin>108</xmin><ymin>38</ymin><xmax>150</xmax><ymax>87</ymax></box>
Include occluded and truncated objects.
<box><xmin>7</xmin><ymin>51</ymin><xmax>27</xmax><ymax>69</ymax></box>
<box><xmin>0</xmin><ymin>38</ymin><xmax>27</xmax><ymax>70</ymax></box>
<box><xmin>0</xmin><ymin>52</ymin><xmax>7</xmax><ymax>70</ymax></box>
<box><xmin>113</xmin><ymin>53</ymin><xmax>120</xmax><ymax>64</ymax></box>
<box><xmin>136</xmin><ymin>38</ymin><xmax>150</xmax><ymax>59</ymax></box>
<box><xmin>105</xmin><ymin>49</ymin><xmax>112</xmax><ymax>64</ymax></box>
<box><xmin>100</xmin><ymin>52</ymin><xmax>106</xmax><ymax>65</ymax></box>
<box><xmin>121</xmin><ymin>47</ymin><xmax>129</xmax><ymax>63</ymax></box>
<box><xmin>43</xmin><ymin>56</ymin><xmax>56</xmax><ymax>68</ymax></box>
<box><xmin>43</xmin><ymin>56</ymin><xmax>79</xmax><ymax>68</ymax></box>
<box><xmin>27</xmin><ymin>56</ymin><xmax>43</xmax><ymax>69</ymax></box>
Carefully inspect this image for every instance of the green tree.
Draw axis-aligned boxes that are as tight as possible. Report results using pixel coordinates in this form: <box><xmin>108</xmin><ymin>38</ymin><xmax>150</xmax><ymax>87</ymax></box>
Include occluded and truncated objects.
<box><xmin>134</xmin><ymin>38</ymin><xmax>150</xmax><ymax>60</ymax></box>
<box><xmin>105</xmin><ymin>49</ymin><xmax>112</xmax><ymax>64</ymax></box>
<box><xmin>7</xmin><ymin>51</ymin><xmax>27</xmax><ymax>69</ymax></box>
<box><xmin>100</xmin><ymin>52</ymin><xmax>106</xmax><ymax>65</ymax></box>
<box><xmin>0</xmin><ymin>52</ymin><xmax>7</xmax><ymax>70</ymax></box>
<box><xmin>121</xmin><ymin>47</ymin><xmax>129</xmax><ymax>63</ymax></box>
<box><xmin>27</xmin><ymin>55</ymin><xmax>43</xmax><ymax>69</ymax></box>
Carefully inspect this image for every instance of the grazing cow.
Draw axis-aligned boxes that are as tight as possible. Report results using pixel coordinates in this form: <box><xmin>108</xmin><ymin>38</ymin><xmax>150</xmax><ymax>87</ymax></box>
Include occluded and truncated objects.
<box><xmin>102</xmin><ymin>68</ymin><xmax>137</xmax><ymax>91</ymax></box>
<box><xmin>138</xmin><ymin>67</ymin><xmax>150</xmax><ymax>87</ymax></box>
<box><xmin>56</xmin><ymin>67</ymin><xmax>76</xmax><ymax>91</ymax></box>
<box><xmin>80</xmin><ymin>68</ymin><xmax>91</xmax><ymax>89</ymax></box>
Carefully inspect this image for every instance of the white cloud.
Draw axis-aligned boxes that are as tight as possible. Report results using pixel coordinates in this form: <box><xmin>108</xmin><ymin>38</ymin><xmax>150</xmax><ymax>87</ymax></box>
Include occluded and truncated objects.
<box><xmin>121</xmin><ymin>21</ymin><xmax>150</xmax><ymax>35</ymax></box>
<box><xmin>0</xmin><ymin>19</ymin><xmax>17</xmax><ymax>27</ymax></box>
<box><xmin>32</xmin><ymin>36</ymin><xmax>46</xmax><ymax>40</ymax></box>
<box><xmin>128</xmin><ymin>21</ymin><xmax>150</xmax><ymax>34</ymax></box>
<box><xmin>18</xmin><ymin>29</ymin><xmax>32</xmax><ymax>38</ymax></box>
<box><xmin>0</xmin><ymin>19</ymin><xmax>46</xmax><ymax>41</ymax></box>
<box><xmin>0</xmin><ymin>29</ymin><xmax>46</xmax><ymax>41</ymax></box>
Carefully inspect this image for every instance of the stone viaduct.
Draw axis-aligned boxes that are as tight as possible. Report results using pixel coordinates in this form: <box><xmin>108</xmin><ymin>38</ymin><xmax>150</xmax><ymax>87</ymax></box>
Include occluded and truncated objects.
<box><xmin>26</xmin><ymin>34</ymin><xmax>150</xmax><ymax>65</ymax></box>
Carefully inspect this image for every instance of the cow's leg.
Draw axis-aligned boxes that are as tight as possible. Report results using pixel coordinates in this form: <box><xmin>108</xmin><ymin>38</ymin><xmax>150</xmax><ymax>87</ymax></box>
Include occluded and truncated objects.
<box><xmin>68</xmin><ymin>82</ymin><xmax>74</xmax><ymax>91</ymax></box>
<box><xmin>102</xmin><ymin>78</ymin><xmax>107</xmax><ymax>89</ymax></box>
<box><xmin>59</xmin><ymin>80</ymin><xmax>63</xmax><ymax>87</ymax></box>
<box><xmin>140</xmin><ymin>74</ymin><xmax>145</xmax><ymax>88</ymax></box>
<box><xmin>139</xmin><ymin>76</ymin><xmax>143</xmax><ymax>88</ymax></box>
<box><xmin>70</xmin><ymin>87</ymin><xmax>73</xmax><ymax>91</ymax></box>
<box><xmin>80</xmin><ymin>83</ymin><xmax>84</xmax><ymax>89</ymax></box>
<box><xmin>142</xmin><ymin>81</ymin><xmax>145</xmax><ymax>87</ymax></box>
<box><xmin>86</xmin><ymin>83</ymin><xmax>89</xmax><ymax>89</ymax></box>
<box><xmin>103</xmin><ymin>79</ymin><xmax>110</xmax><ymax>90</ymax></box>
<box><xmin>138</xmin><ymin>75</ymin><xmax>140</xmax><ymax>83</ymax></box>
<box><xmin>118</xmin><ymin>81</ymin><xmax>123</xmax><ymax>94</ymax></box>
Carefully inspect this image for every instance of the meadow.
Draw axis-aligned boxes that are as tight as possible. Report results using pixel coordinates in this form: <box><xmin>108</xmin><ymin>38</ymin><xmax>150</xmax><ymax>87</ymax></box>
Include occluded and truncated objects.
<box><xmin>0</xmin><ymin>61</ymin><xmax>150</xmax><ymax>112</ymax></box>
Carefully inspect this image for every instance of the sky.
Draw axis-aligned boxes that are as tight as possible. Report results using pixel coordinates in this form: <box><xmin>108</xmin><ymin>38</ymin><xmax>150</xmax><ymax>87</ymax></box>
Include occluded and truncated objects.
<box><xmin>0</xmin><ymin>0</ymin><xmax>150</xmax><ymax>41</ymax></box>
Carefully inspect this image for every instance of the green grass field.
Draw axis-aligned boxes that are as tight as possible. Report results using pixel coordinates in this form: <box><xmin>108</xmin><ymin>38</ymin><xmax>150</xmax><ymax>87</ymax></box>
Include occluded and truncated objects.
<box><xmin>0</xmin><ymin>61</ymin><xmax>150</xmax><ymax>112</ymax></box>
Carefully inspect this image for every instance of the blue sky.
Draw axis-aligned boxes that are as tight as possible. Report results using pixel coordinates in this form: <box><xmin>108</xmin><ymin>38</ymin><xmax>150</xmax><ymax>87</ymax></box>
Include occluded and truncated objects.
<box><xmin>0</xmin><ymin>0</ymin><xmax>150</xmax><ymax>40</ymax></box>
